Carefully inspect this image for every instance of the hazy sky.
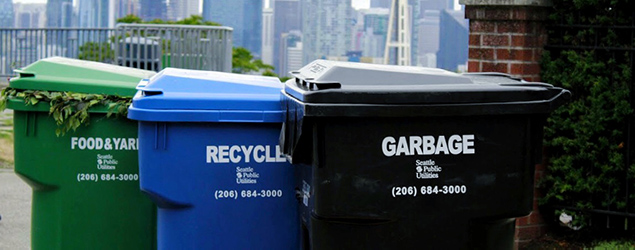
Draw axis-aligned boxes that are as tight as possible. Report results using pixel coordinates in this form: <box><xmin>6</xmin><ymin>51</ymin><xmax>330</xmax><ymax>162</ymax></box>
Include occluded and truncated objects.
<box><xmin>14</xmin><ymin>0</ymin><xmax>46</xmax><ymax>3</ymax></box>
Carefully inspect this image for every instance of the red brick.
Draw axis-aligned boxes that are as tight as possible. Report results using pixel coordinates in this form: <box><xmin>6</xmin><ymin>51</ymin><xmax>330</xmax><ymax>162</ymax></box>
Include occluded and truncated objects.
<box><xmin>468</xmin><ymin>61</ymin><xmax>480</xmax><ymax>72</ymax></box>
<box><xmin>512</xmin><ymin>49</ymin><xmax>534</xmax><ymax>61</ymax></box>
<box><xmin>497</xmin><ymin>21</ymin><xmax>529</xmax><ymax>34</ymax></box>
<box><xmin>512</xmin><ymin>7</ymin><xmax>549</xmax><ymax>21</ymax></box>
<box><xmin>535</xmin><ymin>169</ymin><xmax>544</xmax><ymax>180</ymax></box>
<box><xmin>484</xmin><ymin>8</ymin><xmax>512</xmax><ymax>20</ymax></box>
<box><xmin>534</xmin><ymin>49</ymin><xmax>544</xmax><ymax>62</ymax></box>
<box><xmin>511</xmin><ymin>8</ymin><xmax>529</xmax><ymax>20</ymax></box>
<box><xmin>526</xmin><ymin>63</ymin><xmax>541</xmax><ymax>75</ymax></box>
<box><xmin>469</xmin><ymin>48</ymin><xmax>495</xmax><ymax>60</ymax></box>
<box><xmin>510</xmin><ymin>63</ymin><xmax>525</xmax><ymax>75</ymax></box>
<box><xmin>482</xmin><ymin>62</ymin><xmax>508</xmax><ymax>73</ymax></box>
<box><xmin>510</xmin><ymin>63</ymin><xmax>540</xmax><ymax>75</ymax></box>
<box><xmin>515</xmin><ymin>225</ymin><xmax>543</xmax><ymax>240</ymax></box>
<box><xmin>470</xmin><ymin>20</ymin><xmax>496</xmax><ymax>33</ymax></box>
<box><xmin>469</xmin><ymin>34</ymin><xmax>481</xmax><ymax>46</ymax></box>
<box><xmin>533</xmin><ymin>198</ymin><xmax>541</xmax><ymax>210</ymax></box>
<box><xmin>465</xmin><ymin>7</ymin><xmax>512</xmax><ymax>20</ymax></box>
<box><xmin>528</xmin><ymin>211</ymin><xmax>545</xmax><ymax>225</ymax></box>
<box><xmin>515</xmin><ymin>240</ymin><xmax>532</xmax><ymax>250</ymax></box>
<box><xmin>535</xmin><ymin>163</ymin><xmax>545</xmax><ymax>171</ymax></box>
<box><xmin>516</xmin><ymin>215</ymin><xmax>529</xmax><ymax>226</ymax></box>
<box><xmin>512</xmin><ymin>35</ymin><xmax>538</xmax><ymax>47</ymax></box>
<box><xmin>483</xmin><ymin>35</ymin><xmax>510</xmax><ymax>46</ymax></box>
<box><xmin>496</xmin><ymin>49</ymin><xmax>510</xmax><ymax>60</ymax></box>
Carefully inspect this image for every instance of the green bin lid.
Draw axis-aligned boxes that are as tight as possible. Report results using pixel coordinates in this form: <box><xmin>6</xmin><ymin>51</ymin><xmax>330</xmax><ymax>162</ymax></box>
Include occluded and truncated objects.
<box><xmin>9</xmin><ymin>57</ymin><xmax>155</xmax><ymax>96</ymax></box>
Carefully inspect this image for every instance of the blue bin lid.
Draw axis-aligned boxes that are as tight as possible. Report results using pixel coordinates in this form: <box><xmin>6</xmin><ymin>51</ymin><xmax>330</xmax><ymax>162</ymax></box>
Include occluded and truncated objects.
<box><xmin>128</xmin><ymin>68</ymin><xmax>284</xmax><ymax>123</ymax></box>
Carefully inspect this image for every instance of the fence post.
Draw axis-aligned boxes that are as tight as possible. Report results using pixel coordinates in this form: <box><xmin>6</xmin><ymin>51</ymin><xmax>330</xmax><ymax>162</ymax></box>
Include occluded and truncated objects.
<box><xmin>459</xmin><ymin>0</ymin><xmax>553</xmax><ymax>248</ymax></box>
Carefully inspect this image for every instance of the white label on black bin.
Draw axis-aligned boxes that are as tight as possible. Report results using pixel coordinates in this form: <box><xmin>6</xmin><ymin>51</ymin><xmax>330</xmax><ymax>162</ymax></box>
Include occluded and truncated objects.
<box><xmin>381</xmin><ymin>134</ymin><xmax>475</xmax><ymax>157</ymax></box>
<box><xmin>415</xmin><ymin>159</ymin><xmax>441</xmax><ymax>179</ymax></box>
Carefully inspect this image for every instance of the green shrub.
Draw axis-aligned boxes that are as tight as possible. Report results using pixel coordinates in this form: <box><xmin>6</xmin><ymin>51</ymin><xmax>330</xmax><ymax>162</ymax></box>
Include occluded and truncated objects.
<box><xmin>539</xmin><ymin>0</ymin><xmax>635</xmax><ymax>228</ymax></box>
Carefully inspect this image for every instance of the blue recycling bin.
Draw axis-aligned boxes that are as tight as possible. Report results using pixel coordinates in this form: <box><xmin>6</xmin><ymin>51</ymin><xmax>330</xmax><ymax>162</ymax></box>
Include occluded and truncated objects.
<box><xmin>127</xmin><ymin>68</ymin><xmax>299</xmax><ymax>249</ymax></box>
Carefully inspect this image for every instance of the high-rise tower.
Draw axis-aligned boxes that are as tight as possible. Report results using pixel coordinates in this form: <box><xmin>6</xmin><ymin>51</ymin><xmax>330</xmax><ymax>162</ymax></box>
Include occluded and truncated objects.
<box><xmin>273</xmin><ymin>0</ymin><xmax>300</xmax><ymax>75</ymax></box>
<box><xmin>169</xmin><ymin>0</ymin><xmax>200</xmax><ymax>21</ymax></box>
<box><xmin>0</xmin><ymin>0</ymin><xmax>13</xmax><ymax>27</ymax></box>
<box><xmin>384</xmin><ymin>0</ymin><xmax>411</xmax><ymax>65</ymax></box>
<box><xmin>301</xmin><ymin>0</ymin><xmax>353</xmax><ymax>65</ymax></box>
<box><xmin>46</xmin><ymin>0</ymin><xmax>72</xmax><ymax>28</ymax></box>
<box><xmin>203</xmin><ymin>0</ymin><xmax>263</xmax><ymax>57</ymax></box>
<box><xmin>139</xmin><ymin>0</ymin><xmax>168</xmax><ymax>21</ymax></box>
<box><xmin>78</xmin><ymin>0</ymin><xmax>116</xmax><ymax>28</ymax></box>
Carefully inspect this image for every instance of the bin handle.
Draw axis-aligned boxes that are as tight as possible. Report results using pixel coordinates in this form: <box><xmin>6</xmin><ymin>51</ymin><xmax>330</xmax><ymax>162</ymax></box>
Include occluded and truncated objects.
<box><xmin>547</xmin><ymin>88</ymin><xmax>572</xmax><ymax>110</ymax></box>
<box><xmin>137</xmin><ymin>87</ymin><xmax>163</xmax><ymax>97</ymax></box>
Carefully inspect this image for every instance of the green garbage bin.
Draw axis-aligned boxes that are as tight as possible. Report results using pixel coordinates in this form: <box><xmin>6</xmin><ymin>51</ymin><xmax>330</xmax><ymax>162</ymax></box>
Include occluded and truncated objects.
<box><xmin>5</xmin><ymin>57</ymin><xmax>157</xmax><ymax>250</ymax></box>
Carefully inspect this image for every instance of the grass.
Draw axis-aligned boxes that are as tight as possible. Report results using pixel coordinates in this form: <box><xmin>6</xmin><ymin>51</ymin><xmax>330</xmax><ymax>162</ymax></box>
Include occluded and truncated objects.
<box><xmin>592</xmin><ymin>240</ymin><xmax>635</xmax><ymax>249</ymax></box>
<box><xmin>0</xmin><ymin>110</ymin><xmax>14</xmax><ymax>169</ymax></box>
<box><xmin>525</xmin><ymin>227</ymin><xmax>635</xmax><ymax>250</ymax></box>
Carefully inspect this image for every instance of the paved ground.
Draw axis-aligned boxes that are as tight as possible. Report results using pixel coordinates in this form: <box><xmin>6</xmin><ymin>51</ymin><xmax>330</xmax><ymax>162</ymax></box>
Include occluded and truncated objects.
<box><xmin>0</xmin><ymin>169</ymin><xmax>31</xmax><ymax>250</ymax></box>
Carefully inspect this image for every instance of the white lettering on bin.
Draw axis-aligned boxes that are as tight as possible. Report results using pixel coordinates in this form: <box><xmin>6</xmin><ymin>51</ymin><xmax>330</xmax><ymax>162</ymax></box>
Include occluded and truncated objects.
<box><xmin>71</xmin><ymin>137</ymin><xmax>138</xmax><ymax>151</ymax></box>
<box><xmin>206</xmin><ymin>145</ymin><xmax>287</xmax><ymax>164</ymax></box>
<box><xmin>382</xmin><ymin>135</ymin><xmax>475</xmax><ymax>157</ymax></box>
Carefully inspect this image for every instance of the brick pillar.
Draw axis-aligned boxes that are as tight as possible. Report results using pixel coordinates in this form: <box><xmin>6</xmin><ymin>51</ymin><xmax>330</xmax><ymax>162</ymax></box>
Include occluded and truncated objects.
<box><xmin>459</xmin><ymin>0</ymin><xmax>552</xmax><ymax>248</ymax></box>
<box><xmin>461</xmin><ymin>0</ymin><xmax>551</xmax><ymax>82</ymax></box>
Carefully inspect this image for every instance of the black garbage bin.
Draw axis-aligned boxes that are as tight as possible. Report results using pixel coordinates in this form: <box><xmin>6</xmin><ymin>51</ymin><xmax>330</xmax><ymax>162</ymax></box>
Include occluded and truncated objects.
<box><xmin>280</xmin><ymin>60</ymin><xmax>570</xmax><ymax>250</ymax></box>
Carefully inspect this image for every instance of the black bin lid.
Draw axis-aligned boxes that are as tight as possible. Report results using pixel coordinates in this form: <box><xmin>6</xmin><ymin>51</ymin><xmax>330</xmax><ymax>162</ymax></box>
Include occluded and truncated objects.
<box><xmin>284</xmin><ymin>60</ymin><xmax>570</xmax><ymax>116</ymax></box>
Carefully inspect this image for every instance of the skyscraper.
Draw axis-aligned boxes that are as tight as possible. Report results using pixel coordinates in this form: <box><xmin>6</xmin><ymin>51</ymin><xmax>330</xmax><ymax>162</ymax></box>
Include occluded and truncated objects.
<box><xmin>14</xmin><ymin>3</ymin><xmax>46</xmax><ymax>28</ymax></box>
<box><xmin>169</xmin><ymin>0</ymin><xmax>200</xmax><ymax>21</ymax></box>
<box><xmin>279</xmin><ymin>30</ymin><xmax>302</xmax><ymax>76</ymax></box>
<box><xmin>420</xmin><ymin>0</ymin><xmax>453</xmax><ymax>12</ymax></box>
<box><xmin>360</xmin><ymin>8</ymin><xmax>389</xmax><ymax>58</ymax></box>
<box><xmin>46</xmin><ymin>0</ymin><xmax>72</xmax><ymax>28</ymax></box>
<box><xmin>301</xmin><ymin>0</ymin><xmax>353</xmax><ymax>65</ymax></box>
<box><xmin>78</xmin><ymin>0</ymin><xmax>115</xmax><ymax>28</ymax></box>
<box><xmin>117</xmin><ymin>0</ymin><xmax>140</xmax><ymax>19</ymax></box>
<box><xmin>0</xmin><ymin>0</ymin><xmax>13</xmax><ymax>27</ymax></box>
<box><xmin>437</xmin><ymin>9</ymin><xmax>467</xmax><ymax>71</ymax></box>
<box><xmin>140</xmin><ymin>0</ymin><xmax>168</xmax><ymax>21</ymax></box>
<box><xmin>262</xmin><ymin>7</ymin><xmax>274</xmax><ymax>65</ymax></box>
<box><xmin>370</xmin><ymin>0</ymin><xmax>391</xmax><ymax>8</ymax></box>
<box><xmin>203</xmin><ymin>0</ymin><xmax>263</xmax><ymax>57</ymax></box>
<box><xmin>418</xmin><ymin>10</ymin><xmax>440</xmax><ymax>53</ymax></box>
<box><xmin>273</xmin><ymin>0</ymin><xmax>300</xmax><ymax>74</ymax></box>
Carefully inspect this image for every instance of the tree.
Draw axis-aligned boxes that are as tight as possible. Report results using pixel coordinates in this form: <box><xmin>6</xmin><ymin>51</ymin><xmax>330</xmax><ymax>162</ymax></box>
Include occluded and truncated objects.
<box><xmin>232</xmin><ymin>47</ymin><xmax>274</xmax><ymax>74</ymax></box>
<box><xmin>116</xmin><ymin>14</ymin><xmax>143</xmax><ymax>24</ymax></box>
<box><xmin>117</xmin><ymin>14</ymin><xmax>220</xmax><ymax>26</ymax></box>
<box><xmin>78</xmin><ymin>42</ymin><xmax>114</xmax><ymax>63</ymax></box>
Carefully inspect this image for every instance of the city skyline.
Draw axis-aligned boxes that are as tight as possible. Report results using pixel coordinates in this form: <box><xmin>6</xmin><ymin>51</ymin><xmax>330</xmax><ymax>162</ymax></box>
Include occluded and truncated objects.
<box><xmin>11</xmin><ymin>0</ymin><xmax>462</xmax><ymax>10</ymax></box>
<box><xmin>6</xmin><ymin>0</ymin><xmax>468</xmax><ymax>73</ymax></box>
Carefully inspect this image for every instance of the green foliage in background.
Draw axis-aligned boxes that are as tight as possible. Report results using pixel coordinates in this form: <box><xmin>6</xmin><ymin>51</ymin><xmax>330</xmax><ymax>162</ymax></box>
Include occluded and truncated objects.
<box><xmin>0</xmin><ymin>88</ymin><xmax>130</xmax><ymax>136</ymax></box>
<box><xmin>79</xmin><ymin>42</ymin><xmax>114</xmax><ymax>62</ymax></box>
<box><xmin>117</xmin><ymin>14</ymin><xmax>220</xmax><ymax>26</ymax></box>
<box><xmin>539</xmin><ymin>0</ymin><xmax>635</xmax><ymax>228</ymax></box>
<box><xmin>232</xmin><ymin>47</ymin><xmax>274</xmax><ymax>75</ymax></box>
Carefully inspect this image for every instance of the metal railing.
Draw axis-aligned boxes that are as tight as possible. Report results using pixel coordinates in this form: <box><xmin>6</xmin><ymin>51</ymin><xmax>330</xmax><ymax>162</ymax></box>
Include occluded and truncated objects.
<box><xmin>0</xmin><ymin>24</ymin><xmax>233</xmax><ymax>78</ymax></box>
<box><xmin>115</xmin><ymin>24</ymin><xmax>233</xmax><ymax>73</ymax></box>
